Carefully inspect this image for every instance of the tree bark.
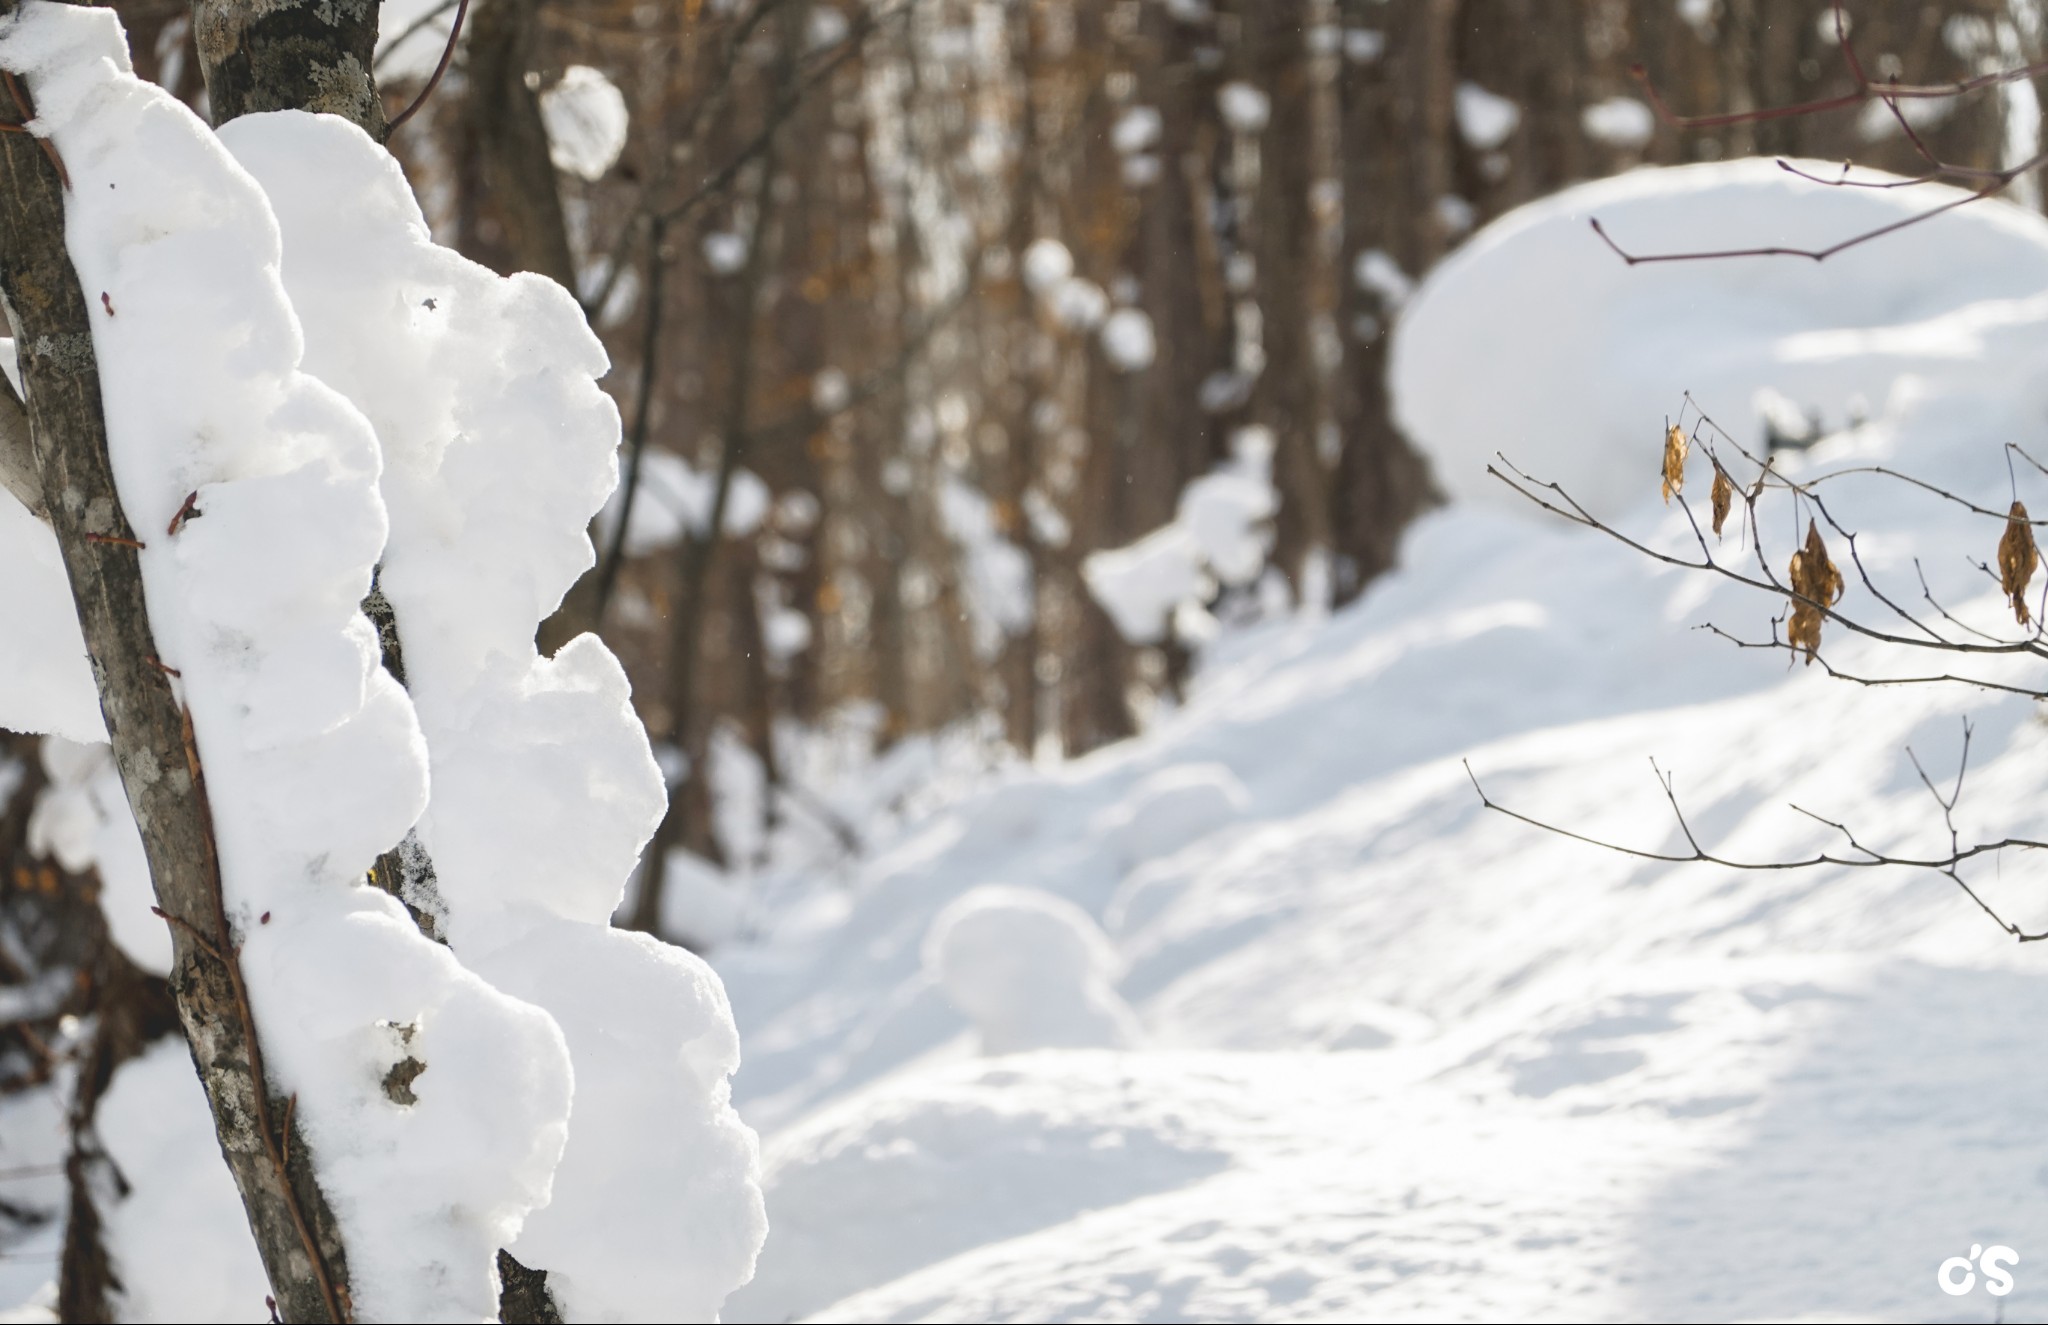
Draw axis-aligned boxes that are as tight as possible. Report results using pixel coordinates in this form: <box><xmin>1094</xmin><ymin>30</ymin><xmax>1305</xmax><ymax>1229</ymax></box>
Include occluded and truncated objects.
<box><xmin>189</xmin><ymin>0</ymin><xmax>385</xmax><ymax>137</ymax></box>
<box><xmin>0</xmin><ymin>40</ymin><xmax>352</xmax><ymax>1321</ymax></box>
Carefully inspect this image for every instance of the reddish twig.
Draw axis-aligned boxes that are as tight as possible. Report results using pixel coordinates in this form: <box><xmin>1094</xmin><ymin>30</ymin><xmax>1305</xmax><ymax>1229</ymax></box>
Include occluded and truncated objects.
<box><xmin>148</xmin><ymin>905</ymin><xmax>222</xmax><ymax>962</ymax></box>
<box><xmin>1631</xmin><ymin>2</ymin><xmax>2048</xmax><ymax>129</ymax></box>
<box><xmin>1589</xmin><ymin>184</ymin><xmax>1999</xmax><ymax>265</ymax></box>
<box><xmin>166</xmin><ymin>491</ymin><xmax>201</xmax><ymax>537</ymax></box>
<box><xmin>386</xmin><ymin>0</ymin><xmax>472</xmax><ymax>134</ymax></box>
<box><xmin>1599</xmin><ymin>2</ymin><xmax>2048</xmax><ymax>265</ymax></box>
<box><xmin>1</xmin><ymin>72</ymin><xmax>66</xmax><ymax>191</ymax></box>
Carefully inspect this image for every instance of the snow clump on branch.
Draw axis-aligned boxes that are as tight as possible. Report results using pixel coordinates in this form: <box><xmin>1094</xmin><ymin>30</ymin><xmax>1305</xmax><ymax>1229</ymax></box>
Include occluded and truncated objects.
<box><xmin>223</xmin><ymin>108</ymin><xmax>764</xmax><ymax>1321</ymax></box>
<box><xmin>0</xmin><ymin>3</ymin><xmax>765</xmax><ymax>1318</ymax></box>
<box><xmin>0</xmin><ymin>6</ymin><xmax>577</xmax><ymax>1317</ymax></box>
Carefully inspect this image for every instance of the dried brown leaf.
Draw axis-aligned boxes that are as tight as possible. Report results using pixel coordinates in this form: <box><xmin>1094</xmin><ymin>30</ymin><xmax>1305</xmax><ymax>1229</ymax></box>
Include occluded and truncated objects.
<box><xmin>1785</xmin><ymin>519</ymin><xmax>1841</xmax><ymax>665</ymax></box>
<box><xmin>1999</xmin><ymin>499</ymin><xmax>2038</xmax><ymax>626</ymax></box>
<box><xmin>1710</xmin><ymin>467</ymin><xmax>1733</xmax><ymax>538</ymax></box>
<box><xmin>1660</xmin><ymin>424</ymin><xmax>1687</xmax><ymax>505</ymax></box>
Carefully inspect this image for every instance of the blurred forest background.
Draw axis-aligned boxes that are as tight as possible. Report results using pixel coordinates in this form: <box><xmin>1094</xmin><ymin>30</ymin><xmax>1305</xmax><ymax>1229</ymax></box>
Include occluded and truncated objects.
<box><xmin>10</xmin><ymin>0</ymin><xmax>2048</xmax><ymax>947</ymax></box>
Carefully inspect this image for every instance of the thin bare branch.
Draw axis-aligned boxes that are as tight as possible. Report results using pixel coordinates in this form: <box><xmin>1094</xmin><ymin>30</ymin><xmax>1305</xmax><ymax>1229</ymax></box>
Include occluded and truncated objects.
<box><xmin>1466</xmin><ymin>760</ymin><xmax>2048</xmax><ymax>942</ymax></box>
<box><xmin>386</xmin><ymin>0</ymin><xmax>471</xmax><ymax>133</ymax></box>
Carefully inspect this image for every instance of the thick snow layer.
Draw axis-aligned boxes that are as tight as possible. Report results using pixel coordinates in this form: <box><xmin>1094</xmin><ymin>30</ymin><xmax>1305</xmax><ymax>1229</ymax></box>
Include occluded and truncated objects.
<box><xmin>222</xmin><ymin>108</ymin><xmax>763</xmax><ymax>1319</ymax></box>
<box><xmin>1083</xmin><ymin>525</ymin><xmax>1207</xmax><ymax>644</ymax></box>
<box><xmin>1391</xmin><ymin>159</ymin><xmax>2048</xmax><ymax>514</ymax></box>
<box><xmin>541</xmin><ymin>65</ymin><xmax>629</xmax><ymax>182</ymax></box>
<box><xmin>0</xmin><ymin>10</ymin><xmax>578</xmax><ymax>1319</ymax></box>
<box><xmin>710</xmin><ymin>157</ymin><xmax>2048</xmax><ymax>1322</ymax></box>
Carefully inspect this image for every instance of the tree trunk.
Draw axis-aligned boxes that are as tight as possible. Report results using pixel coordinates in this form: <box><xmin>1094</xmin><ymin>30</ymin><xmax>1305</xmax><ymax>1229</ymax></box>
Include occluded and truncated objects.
<box><xmin>460</xmin><ymin>0</ymin><xmax>576</xmax><ymax>287</ymax></box>
<box><xmin>0</xmin><ymin>37</ymin><xmax>353</xmax><ymax>1321</ymax></box>
<box><xmin>190</xmin><ymin>0</ymin><xmax>385</xmax><ymax>136</ymax></box>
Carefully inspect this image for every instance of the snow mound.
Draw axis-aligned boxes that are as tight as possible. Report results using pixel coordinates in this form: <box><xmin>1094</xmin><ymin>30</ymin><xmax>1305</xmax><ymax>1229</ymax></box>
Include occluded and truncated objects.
<box><xmin>1391</xmin><ymin>158</ymin><xmax>2048</xmax><ymax>515</ymax></box>
<box><xmin>713</xmin><ymin>158</ymin><xmax>2048</xmax><ymax>1322</ymax></box>
<box><xmin>728</xmin><ymin>1054</ymin><xmax>1232</xmax><ymax>1324</ymax></box>
<box><xmin>926</xmin><ymin>886</ymin><xmax>1139</xmax><ymax>1056</ymax></box>
<box><xmin>1090</xmin><ymin>763</ymin><xmax>1250</xmax><ymax>868</ymax></box>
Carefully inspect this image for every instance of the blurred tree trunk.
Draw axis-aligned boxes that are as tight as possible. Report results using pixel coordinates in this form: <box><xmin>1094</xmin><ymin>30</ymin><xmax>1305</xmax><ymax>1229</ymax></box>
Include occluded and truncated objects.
<box><xmin>1237</xmin><ymin>0</ymin><xmax>1333</xmax><ymax>593</ymax></box>
<box><xmin>1328</xmin><ymin>0</ymin><xmax>1449</xmax><ymax>603</ymax></box>
<box><xmin>460</xmin><ymin>0</ymin><xmax>575</xmax><ymax>286</ymax></box>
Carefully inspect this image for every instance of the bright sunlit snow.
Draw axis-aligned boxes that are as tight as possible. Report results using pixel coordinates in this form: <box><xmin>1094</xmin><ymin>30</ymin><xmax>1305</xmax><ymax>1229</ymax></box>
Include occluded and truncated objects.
<box><xmin>705</xmin><ymin>162</ymin><xmax>2048</xmax><ymax>1322</ymax></box>
<box><xmin>9</xmin><ymin>2</ymin><xmax>2048</xmax><ymax>1316</ymax></box>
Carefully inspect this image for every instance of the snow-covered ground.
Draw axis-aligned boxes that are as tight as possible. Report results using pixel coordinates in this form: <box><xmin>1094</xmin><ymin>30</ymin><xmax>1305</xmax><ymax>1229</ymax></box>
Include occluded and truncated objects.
<box><xmin>711</xmin><ymin>162</ymin><xmax>2048</xmax><ymax>1324</ymax></box>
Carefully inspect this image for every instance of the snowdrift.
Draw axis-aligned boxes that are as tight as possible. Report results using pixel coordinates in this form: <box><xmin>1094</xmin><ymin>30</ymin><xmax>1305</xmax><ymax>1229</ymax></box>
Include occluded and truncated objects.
<box><xmin>714</xmin><ymin>162</ymin><xmax>2048</xmax><ymax>1323</ymax></box>
<box><xmin>1391</xmin><ymin>158</ymin><xmax>2048</xmax><ymax>514</ymax></box>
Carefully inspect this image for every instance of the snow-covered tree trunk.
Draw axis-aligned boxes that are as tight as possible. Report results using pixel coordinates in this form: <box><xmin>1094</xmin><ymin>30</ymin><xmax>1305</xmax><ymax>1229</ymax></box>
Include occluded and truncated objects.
<box><xmin>0</xmin><ymin>7</ymin><xmax>353</xmax><ymax>1317</ymax></box>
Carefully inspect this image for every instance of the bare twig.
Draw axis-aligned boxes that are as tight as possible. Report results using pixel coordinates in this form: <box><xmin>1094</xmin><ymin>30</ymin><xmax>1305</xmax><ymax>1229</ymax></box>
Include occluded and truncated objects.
<box><xmin>1596</xmin><ymin>2</ymin><xmax>2048</xmax><ymax>265</ymax></box>
<box><xmin>1631</xmin><ymin>1</ymin><xmax>2048</xmax><ymax>127</ymax></box>
<box><xmin>374</xmin><ymin>0</ymin><xmax>461</xmax><ymax>71</ymax></box>
<box><xmin>386</xmin><ymin>0</ymin><xmax>472</xmax><ymax>134</ymax></box>
<box><xmin>1588</xmin><ymin>184</ymin><xmax>2001</xmax><ymax>266</ymax></box>
<box><xmin>1466</xmin><ymin>755</ymin><xmax>2048</xmax><ymax>942</ymax></box>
